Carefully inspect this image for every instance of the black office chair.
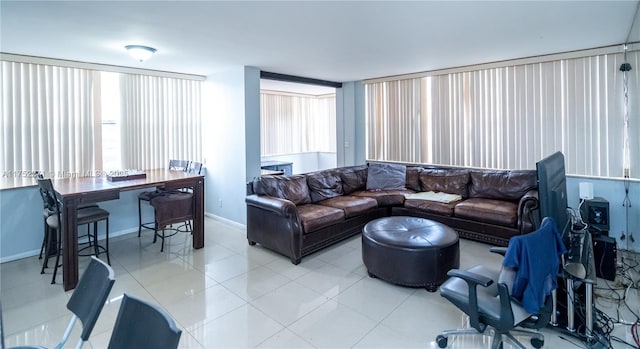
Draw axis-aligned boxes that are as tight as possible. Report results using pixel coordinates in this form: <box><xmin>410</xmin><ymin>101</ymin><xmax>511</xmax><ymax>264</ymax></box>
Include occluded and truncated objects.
<box><xmin>435</xmin><ymin>217</ymin><xmax>566</xmax><ymax>349</ymax></box>
<box><xmin>107</xmin><ymin>293</ymin><xmax>181</xmax><ymax>349</ymax></box>
<box><xmin>37</xmin><ymin>178</ymin><xmax>111</xmax><ymax>284</ymax></box>
<box><xmin>9</xmin><ymin>257</ymin><xmax>115</xmax><ymax>349</ymax></box>
<box><xmin>137</xmin><ymin>159</ymin><xmax>190</xmax><ymax>237</ymax></box>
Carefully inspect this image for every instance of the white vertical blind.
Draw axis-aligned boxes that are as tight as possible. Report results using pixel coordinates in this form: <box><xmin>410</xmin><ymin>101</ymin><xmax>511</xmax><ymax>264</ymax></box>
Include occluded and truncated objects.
<box><xmin>1</xmin><ymin>61</ymin><xmax>96</xmax><ymax>177</ymax></box>
<box><xmin>365</xmin><ymin>78</ymin><xmax>423</xmax><ymax>163</ymax></box>
<box><xmin>260</xmin><ymin>92</ymin><xmax>336</xmax><ymax>156</ymax></box>
<box><xmin>365</xmin><ymin>51</ymin><xmax>639</xmax><ymax>179</ymax></box>
<box><xmin>120</xmin><ymin>74</ymin><xmax>202</xmax><ymax>170</ymax></box>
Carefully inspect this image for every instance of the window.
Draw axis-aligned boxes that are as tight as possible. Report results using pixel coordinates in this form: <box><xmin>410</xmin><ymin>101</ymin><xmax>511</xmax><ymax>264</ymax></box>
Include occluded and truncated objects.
<box><xmin>1</xmin><ymin>61</ymin><xmax>96</xmax><ymax>178</ymax></box>
<box><xmin>100</xmin><ymin>72</ymin><xmax>122</xmax><ymax>170</ymax></box>
<box><xmin>1</xmin><ymin>60</ymin><xmax>202</xmax><ymax>178</ymax></box>
<box><xmin>119</xmin><ymin>73</ymin><xmax>202</xmax><ymax>170</ymax></box>
<box><xmin>365</xmin><ymin>50</ymin><xmax>639</xmax><ymax>179</ymax></box>
<box><xmin>260</xmin><ymin>91</ymin><xmax>336</xmax><ymax>156</ymax></box>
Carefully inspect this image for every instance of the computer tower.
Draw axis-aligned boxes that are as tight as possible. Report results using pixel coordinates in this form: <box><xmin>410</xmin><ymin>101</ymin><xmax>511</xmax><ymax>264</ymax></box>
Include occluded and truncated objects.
<box><xmin>580</xmin><ymin>197</ymin><xmax>609</xmax><ymax>235</ymax></box>
<box><xmin>592</xmin><ymin>235</ymin><xmax>617</xmax><ymax>281</ymax></box>
<box><xmin>554</xmin><ymin>277</ymin><xmax>590</xmax><ymax>334</ymax></box>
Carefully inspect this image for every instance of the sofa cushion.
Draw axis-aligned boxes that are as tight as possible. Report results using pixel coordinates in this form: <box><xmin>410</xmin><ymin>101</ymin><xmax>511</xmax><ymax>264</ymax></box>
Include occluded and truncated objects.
<box><xmin>317</xmin><ymin>196</ymin><xmax>378</xmax><ymax>218</ymax></box>
<box><xmin>405</xmin><ymin>191</ymin><xmax>462</xmax><ymax>203</ymax></box>
<box><xmin>404</xmin><ymin>199</ymin><xmax>457</xmax><ymax>216</ymax></box>
<box><xmin>468</xmin><ymin>170</ymin><xmax>537</xmax><ymax>201</ymax></box>
<box><xmin>405</xmin><ymin>166</ymin><xmax>423</xmax><ymax>191</ymax></box>
<box><xmin>419</xmin><ymin>169</ymin><xmax>470</xmax><ymax>198</ymax></box>
<box><xmin>307</xmin><ymin>170</ymin><xmax>344</xmax><ymax>203</ymax></box>
<box><xmin>352</xmin><ymin>189</ymin><xmax>414</xmax><ymax>207</ymax></box>
<box><xmin>339</xmin><ymin>165</ymin><xmax>368</xmax><ymax>194</ymax></box>
<box><xmin>366</xmin><ymin>162</ymin><xmax>406</xmax><ymax>191</ymax></box>
<box><xmin>454</xmin><ymin>198</ymin><xmax>518</xmax><ymax>227</ymax></box>
<box><xmin>254</xmin><ymin>175</ymin><xmax>311</xmax><ymax>205</ymax></box>
<box><xmin>297</xmin><ymin>204</ymin><xmax>345</xmax><ymax>233</ymax></box>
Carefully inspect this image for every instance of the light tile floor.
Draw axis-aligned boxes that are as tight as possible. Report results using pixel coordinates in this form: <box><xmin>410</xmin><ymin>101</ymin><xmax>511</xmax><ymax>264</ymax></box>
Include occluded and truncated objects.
<box><xmin>1</xmin><ymin>217</ymin><xmax>638</xmax><ymax>348</ymax></box>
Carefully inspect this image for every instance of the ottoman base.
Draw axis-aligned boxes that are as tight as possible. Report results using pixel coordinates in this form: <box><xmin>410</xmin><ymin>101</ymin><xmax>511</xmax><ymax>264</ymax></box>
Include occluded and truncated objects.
<box><xmin>362</xmin><ymin>216</ymin><xmax>460</xmax><ymax>292</ymax></box>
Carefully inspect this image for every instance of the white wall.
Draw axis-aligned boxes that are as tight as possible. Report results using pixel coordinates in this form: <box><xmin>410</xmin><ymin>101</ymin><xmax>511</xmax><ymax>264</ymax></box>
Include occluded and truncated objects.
<box><xmin>318</xmin><ymin>152</ymin><xmax>339</xmax><ymax>170</ymax></box>
<box><xmin>261</xmin><ymin>152</ymin><xmax>337</xmax><ymax>175</ymax></box>
<box><xmin>202</xmin><ymin>66</ymin><xmax>260</xmax><ymax>225</ymax></box>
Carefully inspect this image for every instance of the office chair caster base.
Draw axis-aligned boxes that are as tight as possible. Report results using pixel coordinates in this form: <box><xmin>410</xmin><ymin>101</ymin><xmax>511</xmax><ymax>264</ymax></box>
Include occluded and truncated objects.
<box><xmin>436</xmin><ymin>335</ymin><xmax>447</xmax><ymax>348</ymax></box>
<box><xmin>531</xmin><ymin>338</ymin><xmax>544</xmax><ymax>348</ymax></box>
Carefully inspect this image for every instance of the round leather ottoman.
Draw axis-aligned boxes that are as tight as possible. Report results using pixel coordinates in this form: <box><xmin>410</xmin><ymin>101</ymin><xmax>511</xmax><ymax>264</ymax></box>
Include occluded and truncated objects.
<box><xmin>362</xmin><ymin>216</ymin><xmax>460</xmax><ymax>292</ymax></box>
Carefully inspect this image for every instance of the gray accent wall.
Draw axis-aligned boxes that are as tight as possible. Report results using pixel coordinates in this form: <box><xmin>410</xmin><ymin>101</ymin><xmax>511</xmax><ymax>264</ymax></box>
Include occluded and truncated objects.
<box><xmin>0</xmin><ymin>186</ymin><xmax>152</xmax><ymax>263</ymax></box>
<box><xmin>336</xmin><ymin>81</ymin><xmax>366</xmax><ymax>167</ymax></box>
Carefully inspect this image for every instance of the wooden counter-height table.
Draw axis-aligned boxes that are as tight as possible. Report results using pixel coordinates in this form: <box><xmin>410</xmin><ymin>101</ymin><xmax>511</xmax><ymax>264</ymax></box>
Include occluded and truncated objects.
<box><xmin>53</xmin><ymin>169</ymin><xmax>205</xmax><ymax>290</ymax></box>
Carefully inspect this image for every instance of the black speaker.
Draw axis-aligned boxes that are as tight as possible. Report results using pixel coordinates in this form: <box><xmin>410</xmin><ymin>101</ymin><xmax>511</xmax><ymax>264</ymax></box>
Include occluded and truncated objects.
<box><xmin>581</xmin><ymin>197</ymin><xmax>609</xmax><ymax>234</ymax></box>
<box><xmin>592</xmin><ymin>235</ymin><xmax>617</xmax><ymax>281</ymax></box>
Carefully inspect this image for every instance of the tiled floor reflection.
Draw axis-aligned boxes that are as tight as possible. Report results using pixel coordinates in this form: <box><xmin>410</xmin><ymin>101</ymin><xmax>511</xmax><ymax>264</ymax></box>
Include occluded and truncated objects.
<box><xmin>1</xmin><ymin>216</ymin><xmax>638</xmax><ymax>348</ymax></box>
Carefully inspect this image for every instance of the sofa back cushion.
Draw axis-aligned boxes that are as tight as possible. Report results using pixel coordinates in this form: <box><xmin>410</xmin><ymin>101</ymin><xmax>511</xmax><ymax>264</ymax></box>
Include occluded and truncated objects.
<box><xmin>254</xmin><ymin>175</ymin><xmax>311</xmax><ymax>205</ymax></box>
<box><xmin>405</xmin><ymin>166</ymin><xmax>423</xmax><ymax>192</ymax></box>
<box><xmin>468</xmin><ymin>170</ymin><xmax>537</xmax><ymax>201</ymax></box>
<box><xmin>338</xmin><ymin>165</ymin><xmax>368</xmax><ymax>194</ymax></box>
<box><xmin>366</xmin><ymin>162</ymin><xmax>406</xmax><ymax>191</ymax></box>
<box><xmin>307</xmin><ymin>170</ymin><xmax>344</xmax><ymax>203</ymax></box>
<box><xmin>419</xmin><ymin>169</ymin><xmax>470</xmax><ymax>198</ymax></box>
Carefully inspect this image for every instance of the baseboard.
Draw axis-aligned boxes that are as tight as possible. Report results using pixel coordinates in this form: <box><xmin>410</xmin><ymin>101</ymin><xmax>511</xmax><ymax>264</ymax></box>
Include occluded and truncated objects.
<box><xmin>205</xmin><ymin>212</ymin><xmax>246</xmax><ymax>229</ymax></box>
<box><xmin>0</xmin><ymin>227</ymin><xmax>138</xmax><ymax>264</ymax></box>
<box><xmin>0</xmin><ymin>250</ymin><xmax>42</xmax><ymax>264</ymax></box>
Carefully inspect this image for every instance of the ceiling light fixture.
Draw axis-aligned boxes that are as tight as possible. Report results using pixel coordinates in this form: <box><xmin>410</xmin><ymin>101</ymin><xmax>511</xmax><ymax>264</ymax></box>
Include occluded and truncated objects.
<box><xmin>125</xmin><ymin>45</ymin><xmax>157</xmax><ymax>62</ymax></box>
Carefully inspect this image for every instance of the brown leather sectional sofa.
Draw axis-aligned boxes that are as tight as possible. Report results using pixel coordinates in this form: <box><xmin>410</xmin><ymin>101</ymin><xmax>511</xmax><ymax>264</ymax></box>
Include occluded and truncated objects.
<box><xmin>245</xmin><ymin>163</ymin><xmax>539</xmax><ymax>264</ymax></box>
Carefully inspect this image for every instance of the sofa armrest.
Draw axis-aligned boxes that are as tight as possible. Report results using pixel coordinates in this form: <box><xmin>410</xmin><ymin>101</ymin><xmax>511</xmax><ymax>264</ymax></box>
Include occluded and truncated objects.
<box><xmin>246</xmin><ymin>194</ymin><xmax>298</xmax><ymax>217</ymax></box>
<box><xmin>246</xmin><ymin>194</ymin><xmax>305</xmax><ymax>263</ymax></box>
<box><xmin>517</xmin><ymin>189</ymin><xmax>539</xmax><ymax>234</ymax></box>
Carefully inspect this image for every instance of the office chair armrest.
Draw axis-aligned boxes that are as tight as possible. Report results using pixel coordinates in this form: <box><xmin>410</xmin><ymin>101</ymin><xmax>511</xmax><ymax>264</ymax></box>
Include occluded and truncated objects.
<box><xmin>447</xmin><ymin>269</ymin><xmax>494</xmax><ymax>288</ymax></box>
<box><xmin>489</xmin><ymin>247</ymin><xmax>508</xmax><ymax>256</ymax></box>
<box><xmin>446</xmin><ymin>268</ymin><xmax>494</xmax><ymax>333</ymax></box>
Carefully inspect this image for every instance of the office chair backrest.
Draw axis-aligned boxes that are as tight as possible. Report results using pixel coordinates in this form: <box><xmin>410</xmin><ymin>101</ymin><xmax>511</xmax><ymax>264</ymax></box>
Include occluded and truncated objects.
<box><xmin>67</xmin><ymin>256</ymin><xmax>116</xmax><ymax>342</ymax></box>
<box><xmin>168</xmin><ymin>159</ymin><xmax>189</xmax><ymax>171</ymax></box>
<box><xmin>36</xmin><ymin>177</ymin><xmax>59</xmax><ymax>214</ymax></box>
<box><xmin>186</xmin><ymin>161</ymin><xmax>202</xmax><ymax>174</ymax></box>
<box><xmin>107</xmin><ymin>294</ymin><xmax>182</xmax><ymax>349</ymax></box>
<box><xmin>502</xmin><ymin>216</ymin><xmax>564</xmax><ymax>317</ymax></box>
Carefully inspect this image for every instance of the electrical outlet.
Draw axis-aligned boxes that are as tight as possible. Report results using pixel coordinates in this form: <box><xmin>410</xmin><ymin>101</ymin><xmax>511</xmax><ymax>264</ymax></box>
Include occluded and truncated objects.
<box><xmin>218</xmin><ymin>199</ymin><xmax>222</xmax><ymax>207</ymax></box>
